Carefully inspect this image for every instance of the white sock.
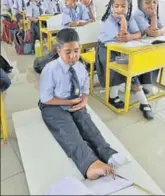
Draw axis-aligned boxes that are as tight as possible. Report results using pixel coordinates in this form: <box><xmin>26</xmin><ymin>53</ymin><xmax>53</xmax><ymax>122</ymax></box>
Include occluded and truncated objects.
<box><xmin>135</xmin><ymin>90</ymin><xmax>148</xmax><ymax>105</ymax></box>
<box><xmin>108</xmin><ymin>153</ymin><xmax>131</xmax><ymax>169</ymax></box>
<box><xmin>143</xmin><ymin>84</ymin><xmax>153</xmax><ymax>92</ymax></box>
<box><xmin>135</xmin><ymin>90</ymin><xmax>151</xmax><ymax>111</ymax></box>
<box><xmin>110</xmin><ymin>86</ymin><xmax>120</xmax><ymax>99</ymax></box>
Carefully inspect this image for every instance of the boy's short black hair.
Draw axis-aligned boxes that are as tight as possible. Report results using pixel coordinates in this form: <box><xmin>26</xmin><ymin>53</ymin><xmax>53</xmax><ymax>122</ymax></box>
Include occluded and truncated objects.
<box><xmin>56</xmin><ymin>28</ymin><xmax>80</xmax><ymax>48</ymax></box>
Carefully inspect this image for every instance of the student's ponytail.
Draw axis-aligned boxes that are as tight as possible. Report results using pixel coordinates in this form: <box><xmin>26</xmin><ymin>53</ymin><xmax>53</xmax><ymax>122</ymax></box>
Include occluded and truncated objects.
<box><xmin>26</xmin><ymin>0</ymin><xmax>31</xmax><ymax>7</ymax></box>
<box><xmin>101</xmin><ymin>0</ymin><xmax>113</xmax><ymax>22</ymax></box>
<box><xmin>126</xmin><ymin>0</ymin><xmax>132</xmax><ymax>21</ymax></box>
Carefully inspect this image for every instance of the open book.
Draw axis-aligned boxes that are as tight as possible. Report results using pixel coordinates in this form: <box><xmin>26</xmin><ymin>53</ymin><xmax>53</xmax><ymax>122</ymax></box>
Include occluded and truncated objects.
<box><xmin>46</xmin><ymin>175</ymin><xmax>133</xmax><ymax>195</ymax></box>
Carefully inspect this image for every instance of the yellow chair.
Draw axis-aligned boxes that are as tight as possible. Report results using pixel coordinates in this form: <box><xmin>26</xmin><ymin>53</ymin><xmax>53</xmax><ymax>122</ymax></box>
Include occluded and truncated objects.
<box><xmin>80</xmin><ymin>51</ymin><xmax>95</xmax><ymax>94</ymax></box>
<box><xmin>0</xmin><ymin>94</ymin><xmax>8</xmax><ymax>143</ymax></box>
<box><xmin>105</xmin><ymin>42</ymin><xmax>165</xmax><ymax>114</ymax></box>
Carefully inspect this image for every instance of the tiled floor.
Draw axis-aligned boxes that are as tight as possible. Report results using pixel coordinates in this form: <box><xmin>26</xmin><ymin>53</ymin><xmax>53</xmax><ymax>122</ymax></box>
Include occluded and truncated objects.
<box><xmin>1</xmin><ymin>42</ymin><xmax>165</xmax><ymax>195</ymax></box>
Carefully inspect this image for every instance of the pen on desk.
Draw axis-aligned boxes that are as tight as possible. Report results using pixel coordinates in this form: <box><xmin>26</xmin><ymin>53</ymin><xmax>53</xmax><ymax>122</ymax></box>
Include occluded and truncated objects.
<box><xmin>111</xmin><ymin>163</ymin><xmax>116</xmax><ymax>180</ymax></box>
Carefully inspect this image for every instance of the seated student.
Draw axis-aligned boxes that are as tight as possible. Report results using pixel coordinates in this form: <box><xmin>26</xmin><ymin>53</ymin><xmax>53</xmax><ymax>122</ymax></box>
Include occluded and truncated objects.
<box><xmin>95</xmin><ymin>0</ymin><xmax>154</xmax><ymax>120</ymax></box>
<box><xmin>0</xmin><ymin>68</ymin><xmax>11</xmax><ymax>92</ymax></box>
<box><xmin>80</xmin><ymin>0</ymin><xmax>96</xmax><ymax>21</ymax></box>
<box><xmin>134</xmin><ymin>0</ymin><xmax>165</xmax><ymax>94</ymax></box>
<box><xmin>2</xmin><ymin>0</ymin><xmax>14</xmax><ymax>14</ymax></box>
<box><xmin>39</xmin><ymin>28</ymin><xmax>129</xmax><ymax>180</ymax></box>
<box><xmin>13</xmin><ymin>0</ymin><xmax>25</xmax><ymax>26</ymax></box>
<box><xmin>26</xmin><ymin>0</ymin><xmax>43</xmax><ymax>53</ymax></box>
<box><xmin>42</xmin><ymin>0</ymin><xmax>63</xmax><ymax>15</ymax></box>
<box><xmin>62</xmin><ymin>0</ymin><xmax>93</xmax><ymax>27</ymax></box>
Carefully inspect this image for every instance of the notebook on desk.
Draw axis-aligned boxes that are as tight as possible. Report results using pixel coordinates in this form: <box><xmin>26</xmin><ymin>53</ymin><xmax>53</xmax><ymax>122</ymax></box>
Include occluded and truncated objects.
<box><xmin>46</xmin><ymin>175</ymin><xmax>133</xmax><ymax>195</ymax></box>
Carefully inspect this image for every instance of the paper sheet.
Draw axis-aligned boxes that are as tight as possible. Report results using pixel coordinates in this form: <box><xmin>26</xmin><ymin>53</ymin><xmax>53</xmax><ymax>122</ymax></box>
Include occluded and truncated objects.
<box><xmin>83</xmin><ymin>175</ymin><xmax>133</xmax><ymax>195</ymax></box>
<box><xmin>121</xmin><ymin>41</ymin><xmax>151</xmax><ymax>48</ymax></box>
<box><xmin>46</xmin><ymin>176</ymin><xmax>93</xmax><ymax>195</ymax></box>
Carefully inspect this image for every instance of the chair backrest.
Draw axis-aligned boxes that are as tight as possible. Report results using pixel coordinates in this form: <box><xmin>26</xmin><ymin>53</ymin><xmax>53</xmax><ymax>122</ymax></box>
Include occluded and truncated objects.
<box><xmin>47</xmin><ymin>14</ymin><xmax>62</xmax><ymax>30</ymax></box>
<box><xmin>76</xmin><ymin>21</ymin><xmax>101</xmax><ymax>45</ymax></box>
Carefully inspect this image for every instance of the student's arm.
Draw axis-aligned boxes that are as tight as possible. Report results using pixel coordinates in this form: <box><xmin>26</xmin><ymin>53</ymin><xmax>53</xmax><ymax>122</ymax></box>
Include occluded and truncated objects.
<box><xmin>118</xmin><ymin>17</ymin><xmax>141</xmax><ymax>42</ymax></box>
<box><xmin>119</xmin><ymin>15</ymin><xmax>128</xmax><ymax>35</ymax></box>
<box><xmin>87</xmin><ymin>1</ymin><xmax>96</xmax><ymax>21</ymax></box>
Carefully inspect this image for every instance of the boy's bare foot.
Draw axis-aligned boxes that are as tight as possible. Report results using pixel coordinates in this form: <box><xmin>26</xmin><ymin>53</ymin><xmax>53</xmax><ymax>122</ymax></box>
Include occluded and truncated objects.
<box><xmin>86</xmin><ymin>160</ymin><xmax>112</xmax><ymax>180</ymax></box>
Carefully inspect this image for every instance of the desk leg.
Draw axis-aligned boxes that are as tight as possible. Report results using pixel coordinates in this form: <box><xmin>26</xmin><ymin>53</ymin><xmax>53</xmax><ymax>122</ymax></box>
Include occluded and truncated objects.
<box><xmin>39</xmin><ymin>21</ymin><xmax>43</xmax><ymax>56</ymax></box>
<box><xmin>105</xmin><ymin>67</ymin><xmax>110</xmax><ymax>106</ymax></box>
<box><xmin>159</xmin><ymin>68</ymin><xmax>165</xmax><ymax>86</ymax></box>
<box><xmin>124</xmin><ymin>76</ymin><xmax>131</xmax><ymax>113</ymax></box>
<box><xmin>90</xmin><ymin>63</ymin><xmax>94</xmax><ymax>94</ymax></box>
<box><xmin>1</xmin><ymin>95</ymin><xmax>8</xmax><ymax>143</ymax></box>
<box><xmin>48</xmin><ymin>32</ymin><xmax>52</xmax><ymax>52</ymax></box>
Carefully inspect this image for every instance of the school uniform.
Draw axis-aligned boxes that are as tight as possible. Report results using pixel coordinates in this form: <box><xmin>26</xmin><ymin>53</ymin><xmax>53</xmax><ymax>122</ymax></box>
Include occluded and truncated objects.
<box><xmin>26</xmin><ymin>1</ymin><xmax>43</xmax><ymax>50</ymax></box>
<box><xmin>13</xmin><ymin>0</ymin><xmax>25</xmax><ymax>22</ymax></box>
<box><xmin>62</xmin><ymin>2</ymin><xmax>90</xmax><ymax>27</ymax></box>
<box><xmin>96</xmin><ymin>15</ymin><xmax>140</xmax><ymax>87</ymax></box>
<box><xmin>134</xmin><ymin>9</ymin><xmax>164</xmax><ymax>85</ymax></box>
<box><xmin>42</xmin><ymin>0</ymin><xmax>63</xmax><ymax>14</ymax></box>
<box><xmin>39</xmin><ymin>57</ymin><xmax>117</xmax><ymax>177</ymax></box>
<box><xmin>2</xmin><ymin>0</ymin><xmax>14</xmax><ymax>14</ymax></box>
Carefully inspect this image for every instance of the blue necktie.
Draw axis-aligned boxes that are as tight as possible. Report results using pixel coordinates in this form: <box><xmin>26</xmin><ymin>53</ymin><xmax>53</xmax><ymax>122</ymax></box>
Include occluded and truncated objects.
<box><xmin>69</xmin><ymin>66</ymin><xmax>80</xmax><ymax>99</ymax></box>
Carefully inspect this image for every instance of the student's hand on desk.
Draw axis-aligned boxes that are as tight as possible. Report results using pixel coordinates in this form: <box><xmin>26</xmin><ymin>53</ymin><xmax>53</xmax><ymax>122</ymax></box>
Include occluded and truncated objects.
<box><xmin>117</xmin><ymin>33</ymin><xmax>132</xmax><ymax>42</ymax></box>
<box><xmin>149</xmin><ymin>29</ymin><xmax>162</xmax><ymax>37</ymax></box>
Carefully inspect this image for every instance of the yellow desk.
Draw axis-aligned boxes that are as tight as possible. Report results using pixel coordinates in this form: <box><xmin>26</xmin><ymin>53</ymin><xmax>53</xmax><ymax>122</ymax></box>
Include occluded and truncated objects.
<box><xmin>0</xmin><ymin>94</ymin><xmax>8</xmax><ymax>143</ymax></box>
<box><xmin>105</xmin><ymin>42</ymin><xmax>165</xmax><ymax>114</ymax></box>
<box><xmin>39</xmin><ymin>15</ymin><xmax>57</xmax><ymax>54</ymax></box>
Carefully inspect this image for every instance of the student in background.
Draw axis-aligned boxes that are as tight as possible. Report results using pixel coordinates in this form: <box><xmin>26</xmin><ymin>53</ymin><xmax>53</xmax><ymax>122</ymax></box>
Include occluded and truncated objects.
<box><xmin>39</xmin><ymin>28</ymin><xmax>129</xmax><ymax>180</ymax></box>
<box><xmin>13</xmin><ymin>0</ymin><xmax>25</xmax><ymax>26</ymax></box>
<box><xmin>26</xmin><ymin>0</ymin><xmax>43</xmax><ymax>53</ymax></box>
<box><xmin>42</xmin><ymin>0</ymin><xmax>63</xmax><ymax>15</ymax></box>
<box><xmin>134</xmin><ymin>0</ymin><xmax>165</xmax><ymax>94</ymax></box>
<box><xmin>95</xmin><ymin>0</ymin><xmax>154</xmax><ymax>120</ymax></box>
<box><xmin>62</xmin><ymin>0</ymin><xmax>93</xmax><ymax>27</ymax></box>
<box><xmin>2</xmin><ymin>0</ymin><xmax>14</xmax><ymax>14</ymax></box>
<box><xmin>80</xmin><ymin>0</ymin><xmax>96</xmax><ymax>21</ymax></box>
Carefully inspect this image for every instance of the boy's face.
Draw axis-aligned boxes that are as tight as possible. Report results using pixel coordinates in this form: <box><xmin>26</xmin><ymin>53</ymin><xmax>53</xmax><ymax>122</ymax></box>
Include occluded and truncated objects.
<box><xmin>58</xmin><ymin>42</ymin><xmax>80</xmax><ymax>66</ymax></box>
<box><xmin>112</xmin><ymin>0</ymin><xmax>128</xmax><ymax>15</ymax></box>
<box><xmin>142</xmin><ymin>0</ymin><xmax>158</xmax><ymax>12</ymax></box>
<box><xmin>65</xmin><ymin>0</ymin><xmax>77</xmax><ymax>8</ymax></box>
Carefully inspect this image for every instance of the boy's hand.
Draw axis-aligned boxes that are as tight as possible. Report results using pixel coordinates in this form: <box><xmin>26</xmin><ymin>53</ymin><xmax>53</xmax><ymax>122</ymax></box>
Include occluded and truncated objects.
<box><xmin>70</xmin><ymin>98</ymin><xmax>82</xmax><ymax>105</ymax></box>
<box><xmin>69</xmin><ymin>101</ymin><xmax>86</xmax><ymax>112</ymax></box>
<box><xmin>69</xmin><ymin>97</ymin><xmax>87</xmax><ymax>112</ymax></box>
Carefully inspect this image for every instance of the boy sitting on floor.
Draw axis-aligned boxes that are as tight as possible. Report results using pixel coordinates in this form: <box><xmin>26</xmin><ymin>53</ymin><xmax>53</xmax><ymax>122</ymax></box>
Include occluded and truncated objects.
<box><xmin>39</xmin><ymin>28</ymin><xmax>129</xmax><ymax>180</ymax></box>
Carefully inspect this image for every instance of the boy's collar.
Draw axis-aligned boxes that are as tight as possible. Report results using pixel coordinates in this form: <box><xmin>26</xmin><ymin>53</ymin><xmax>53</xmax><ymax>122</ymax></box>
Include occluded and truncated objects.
<box><xmin>58</xmin><ymin>57</ymin><xmax>77</xmax><ymax>73</ymax></box>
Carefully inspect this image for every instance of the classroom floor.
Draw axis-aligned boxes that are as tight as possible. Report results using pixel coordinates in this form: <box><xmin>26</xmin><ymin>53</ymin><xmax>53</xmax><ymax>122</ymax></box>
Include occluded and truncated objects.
<box><xmin>1</xmin><ymin>42</ymin><xmax>165</xmax><ymax>195</ymax></box>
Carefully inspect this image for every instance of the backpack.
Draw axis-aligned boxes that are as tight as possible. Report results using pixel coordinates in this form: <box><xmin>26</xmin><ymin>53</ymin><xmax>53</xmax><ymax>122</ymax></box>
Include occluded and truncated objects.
<box><xmin>33</xmin><ymin>50</ymin><xmax>59</xmax><ymax>74</ymax></box>
<box><xmin>0</xmin><ymin>55</ymin><xmax>13</xmax><ymax>73</ymax></box>
<box><xmin>14</xmin><ymin>29</ymin><xmax>33</xmax><ymax>55</ymax></box>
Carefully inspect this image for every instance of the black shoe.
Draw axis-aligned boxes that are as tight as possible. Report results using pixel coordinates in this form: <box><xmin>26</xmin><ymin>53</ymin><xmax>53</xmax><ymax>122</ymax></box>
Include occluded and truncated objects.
<box><xmin>109</xmin><ymin>96</ymin><xmax>124</xmax><ymax>109</ymax></box>
<box><xmin>143</xmin><ymin>88</ymin><xmax>150</xmax><ymax>95</ymax></box>
<box><xmin>139</xmin><ymin>104</ymin><xmax>154</xmax><ymax>120</ymax></box>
